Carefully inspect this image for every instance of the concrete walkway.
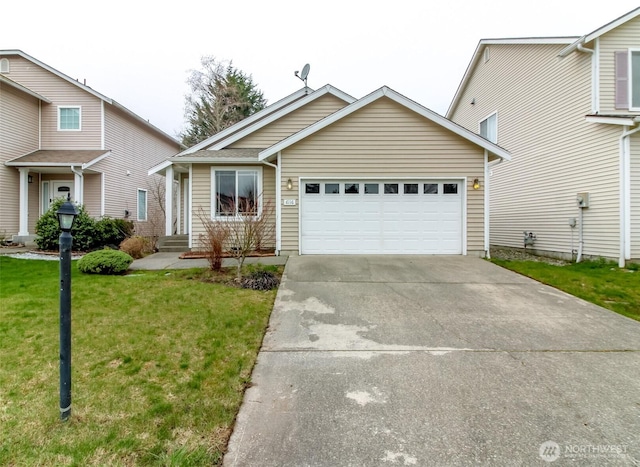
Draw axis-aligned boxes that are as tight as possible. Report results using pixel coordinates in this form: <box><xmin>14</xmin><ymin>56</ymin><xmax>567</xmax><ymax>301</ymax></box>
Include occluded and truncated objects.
<box><xmin>129</xmin><ymin>252</ymin><xmax>288</xmax><ymax>270</ymax></box>
<box><xmin>224</xmin><ymin>255</ymin><xmax>640</xmax><ymax>466</ymax></box>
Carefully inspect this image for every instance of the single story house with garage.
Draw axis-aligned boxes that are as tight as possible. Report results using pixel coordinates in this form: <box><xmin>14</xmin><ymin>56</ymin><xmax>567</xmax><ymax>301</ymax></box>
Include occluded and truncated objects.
<box><xmin>150</xmin><ymin>84</ymin><xmax>510</xmax><ymax>256</ymax></box>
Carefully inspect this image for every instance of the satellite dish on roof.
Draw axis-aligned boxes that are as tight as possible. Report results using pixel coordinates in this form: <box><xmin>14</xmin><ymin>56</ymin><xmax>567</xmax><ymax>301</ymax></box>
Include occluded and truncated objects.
<box><xmin>294</xmin><ymin>63</ymin><xmax>310</xmax><ymax>88</ymax></box>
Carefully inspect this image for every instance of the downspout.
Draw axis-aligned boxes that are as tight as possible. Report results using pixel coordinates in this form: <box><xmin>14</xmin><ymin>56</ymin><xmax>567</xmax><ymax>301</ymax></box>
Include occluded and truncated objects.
<box><xmin>261</xmin><ymin>158</ymin><xmax>280</xmax><ymax>255</ymax></box>
<box><xmin>619</xmin><ymin>125</ymin><xmax>640</xmax><ymax>267</ymax></box>
<box><xmin>484</xmin><ymin>156</ymin><xmax>503</xmax><ymax>259</ymax></box>
<box><xmin>577</xmin><ymin>43</ymin><xmax>598</xmax><ymax>114</ymax></box>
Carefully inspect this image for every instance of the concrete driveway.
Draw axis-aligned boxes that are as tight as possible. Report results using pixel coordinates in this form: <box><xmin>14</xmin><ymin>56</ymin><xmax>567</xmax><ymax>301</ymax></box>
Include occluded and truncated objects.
<box><xmin>224</xmin><ymin>256</ymin><xmax>640</xmax><ymax>466</ymax></box>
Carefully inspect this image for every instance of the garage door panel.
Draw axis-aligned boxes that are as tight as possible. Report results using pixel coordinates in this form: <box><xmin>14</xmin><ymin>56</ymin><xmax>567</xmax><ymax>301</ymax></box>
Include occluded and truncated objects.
<box><xmin>301</xmin><ymin>180</ymin><xmax>463</xmax><ymax>254</ymax></box>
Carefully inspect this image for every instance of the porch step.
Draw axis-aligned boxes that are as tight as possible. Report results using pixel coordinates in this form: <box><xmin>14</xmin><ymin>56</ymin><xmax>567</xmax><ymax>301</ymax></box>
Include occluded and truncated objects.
<box><xmin>158</xmin><ymin>235</ymin><xmax>190</xmax><ymax>253</ymax></box>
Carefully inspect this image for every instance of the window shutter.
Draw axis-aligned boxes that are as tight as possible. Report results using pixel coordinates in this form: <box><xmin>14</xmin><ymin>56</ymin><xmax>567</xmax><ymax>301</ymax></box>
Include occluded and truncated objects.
<box><xmin>615</xmin><ymin>51</ymin><xmax>629</xmax><ymax>109</ymax></box>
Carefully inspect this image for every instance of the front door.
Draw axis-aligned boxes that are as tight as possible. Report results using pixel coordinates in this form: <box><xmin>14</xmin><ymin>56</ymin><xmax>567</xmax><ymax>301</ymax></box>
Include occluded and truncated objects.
<box><xmin>49</xmin><ymin>181</ymin><xmax>74</xmax><ymax>207</ymax></box>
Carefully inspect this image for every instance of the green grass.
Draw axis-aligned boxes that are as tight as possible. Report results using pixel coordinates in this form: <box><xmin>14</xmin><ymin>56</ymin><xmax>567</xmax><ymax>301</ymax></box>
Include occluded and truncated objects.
<box><xmin>0</xmin><ymin>256</ymin><xmax>279</xmax><ymax>466</ymax></box>
<box><xmin>491</xmin><ymin>258</ymin><xmax>640</xmax><ymax>321</ymax></box>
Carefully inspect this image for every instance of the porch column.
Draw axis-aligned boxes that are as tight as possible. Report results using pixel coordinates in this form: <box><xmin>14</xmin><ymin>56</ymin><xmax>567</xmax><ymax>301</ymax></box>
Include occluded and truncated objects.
<box><xmin>18</xmin><ymin>168</ymin><xmax>29</xmax><ymax>236</ymax></box>
<box><xmin>72</xmin><ymin>167</ymin><xmax>84</xmax><ymax>205</ymax></box>
<box><xmin>165</xmin><ymin>165</ymin><xmax>174</xmax><ymax>236</ymax></box>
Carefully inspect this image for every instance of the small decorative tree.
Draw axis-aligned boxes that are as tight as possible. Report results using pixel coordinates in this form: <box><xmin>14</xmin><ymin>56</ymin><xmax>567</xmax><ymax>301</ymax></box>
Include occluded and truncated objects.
<box><xmin>196</xmin><ymin>195</ymin><xmax>275</xmax><ymax>278</ymax></box>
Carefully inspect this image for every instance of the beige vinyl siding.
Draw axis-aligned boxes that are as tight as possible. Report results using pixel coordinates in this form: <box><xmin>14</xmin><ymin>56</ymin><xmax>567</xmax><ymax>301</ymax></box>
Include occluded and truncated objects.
<box><xmin>279</xmin><ymin>97</ymin><xmax>485</xmax><ymax>253</ymax></box>
<box><xmin>83</xmin><ymin>173</ymin><xmax>102</xmax><ymax>218</ymax></box>
<box><xmin>228</xmin><ymin>94</ymin><xmax>348</xmax><ymax>149</ymax></box>
<box><xmin>631</xmin><ymin>133</ymin><xmax>640</xmax><ymax>259</ymax></box>
<box><xmin>97</xmin><ymin>104</ymin><xmax>180</xmax><ymax>230</ymax></box>
<box><xmin>450</xmin><ymin>44</ymin><xmax>621</xmax><ymax>258</ymax></box>
<box><xmin>598</xmin><ymin>16</ymin><xmax>640</xmax><ymax>113</ymax></box>
<box><xmin>0</xmin><ymin>83</ymin><xmax>39</xmax><ymax>235</ymax></box>
<box><xmin>190</xmin><ymin>164</ymin><xmax>276</xmax><ymax>250</ymax></box>
<box><xmin>1</xmin><ymin>55</ymin><xmax>102</xmax><ymax>149</ymax></box>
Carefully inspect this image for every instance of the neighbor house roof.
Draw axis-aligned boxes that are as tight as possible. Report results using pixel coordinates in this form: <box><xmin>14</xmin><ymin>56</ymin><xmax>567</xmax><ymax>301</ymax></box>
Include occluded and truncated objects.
<box><xmin>260</xmin><ymin>86</ymin><xmax>511</xmax><ymax>161</ymax></box>
<box><xmin>0</xmin><ymin>50</ymin><xmax>184</xmax><ymax>148</ymax></box>
<box><xmin>446</xmin><ymin>37</ymin><xmax>578</xmax><ymax>118</ymax></box>
<box><xmin>6</xmin><ymin>149</ymin><xmax>110</xmax><ymax>169</ymax></box>
<box><xmin>558</xmin><ymin>7</ymin><xmax>640</xmax><ymax>57</ymax></box>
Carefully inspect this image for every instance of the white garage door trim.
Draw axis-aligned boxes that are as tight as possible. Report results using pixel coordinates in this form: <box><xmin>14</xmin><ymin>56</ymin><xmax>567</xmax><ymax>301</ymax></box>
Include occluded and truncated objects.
<box><xmin>298</xmin><ymin>177</ymin><xmax>467</xmax><ymax>255</ymax></box>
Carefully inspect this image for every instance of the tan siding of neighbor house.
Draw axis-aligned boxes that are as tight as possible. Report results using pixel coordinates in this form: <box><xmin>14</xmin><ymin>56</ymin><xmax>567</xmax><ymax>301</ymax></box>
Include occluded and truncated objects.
<box><xmin>190</xmin><ymin>164</ymin><xmax>276</xmax><ymax>250</ymax></box>
<box><xmin>228</xmin><ymin>94</ymin><xmax>348</xmax><ymax>149</ymax></box>
<box><xmin>450</xmin><ymin>43</ymin><xmax>621</xmax><ymax>259</ymax></box>
<box><xmin>279</xmin><ymin>97</ymin><xmax>486</xmax><ymax>253</ymax></box>
<box><xmin>598</xmin><ymin>16</ymin><xmax>640</xmax><ymax>113</ymax></box>
<box><xmin>82</xmin><ymin>173</ymin><xmax>102</xmax><ymax>219</ymax></box>
<box><xmin>1</xmin><ymin>55</ymin><xmax>102</xmax><ymax>149</ymax></box>
<box><xmin>631</xmin><ymin>133</ymin><xmax>640</xmax><ymax>259</ymax></box>
<box><xmin>0</xmin><ymin>82</ymin><xmax>40</xmax><ymax>236</ymax></box>
<box><xmin>95</xmin><ymin>104</ymin><xmax>180</xmax><ymax>231</ymax></box>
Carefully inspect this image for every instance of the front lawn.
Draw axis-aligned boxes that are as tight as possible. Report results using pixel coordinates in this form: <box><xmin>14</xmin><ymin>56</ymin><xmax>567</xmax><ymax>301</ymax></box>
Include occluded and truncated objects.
<box><xmin>491</xmin><ymin>258</ymin><xmax>640</xmax><ymax>322</ymax></box>
<box><xmin>0</xmin><ymin>256</ymin><xmax>278</xmax><ymax>466</ymax></box>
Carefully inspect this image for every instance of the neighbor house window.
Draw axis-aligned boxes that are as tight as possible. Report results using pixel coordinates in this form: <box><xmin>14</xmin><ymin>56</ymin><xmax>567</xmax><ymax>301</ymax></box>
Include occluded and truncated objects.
<box><xmin>631</xmin><ymin>51</ymin><xmax>640</xmax><ymax>109</ymax></box>
<box><xmin>615</xmin><ymin>50</ymin><xmax>640</xmax><ymax>110</ymax></box>
<box><xmin>58</xmin><ymin>106</ymin><xmax>81</xmax><ymax>130</ymax></box>
<box><xmin>479</xmin><ymin>113</ymin><xmax>497</xmax><ymax>143</ymax></box>
<box><xmin>215</xmin><ymin>169</ymin><xmax>259</xmax><ymax>216</ymax></box>
<box><xmin>137</xmin><ymin>189</ymin><xmax>147</xmax><ymax>221</ymax></box>
<box><xmin>0</xmin><ymin>58</ymin><xmax>9</xmax><ymax>73</ymax></box>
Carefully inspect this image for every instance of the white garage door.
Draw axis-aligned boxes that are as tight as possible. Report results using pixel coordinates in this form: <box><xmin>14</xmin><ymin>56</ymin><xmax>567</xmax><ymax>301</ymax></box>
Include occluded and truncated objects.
<box><xmin>300</xmin><ymin>180</ymin><xmax>463</xmax><ymax>254</ymax></box>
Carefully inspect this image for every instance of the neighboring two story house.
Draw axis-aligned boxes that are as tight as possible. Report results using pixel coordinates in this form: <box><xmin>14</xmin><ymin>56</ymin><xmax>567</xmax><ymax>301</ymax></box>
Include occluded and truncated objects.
<box><xmin>447</xmin><ymin>7</ymin><xmax>640</xmax><ymax>267</ymax></box>
<box><xmin>0</xmin><ymin>50</ymin><xmax>183</xmax><ymax>244</ymax></box>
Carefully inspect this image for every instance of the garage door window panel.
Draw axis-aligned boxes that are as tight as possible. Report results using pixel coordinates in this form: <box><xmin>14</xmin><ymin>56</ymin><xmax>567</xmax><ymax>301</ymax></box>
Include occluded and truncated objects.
<box><xmin>404</xmin><ymin>183</ymin><xmax>419</xmax><ymax>194</ymax></box>
<box><xmin>345</xmin><ymin>183</ymin><xmax>359</xmax><ymax>194</ymax></box>
<box><xmin>424</xmin><ymin>183</ymin><xmax>438</xmax><ymax>194</ymax></box>
<box><xmin>384</xmin><ymin>183</ymin><xmax>399</xmax><ymax>194</ymax></box>
<box><xmin>444</xmin><ymin>183</ymin><xmax>458</xmax><ymax>194</ymax></box>
<box><xmin>305</xmin><ymin>183</ymin><xmax>320</xmax><ymax>194</ymax></box>
<box><xmin>325</xmin><ymin>183</ymin><xmax>339</xmax><ymax>194</ymax></box>
<box><xmin>365</xmin><ymin>183</ymin><xmax>379</xmax><ymax>194</ymax></box>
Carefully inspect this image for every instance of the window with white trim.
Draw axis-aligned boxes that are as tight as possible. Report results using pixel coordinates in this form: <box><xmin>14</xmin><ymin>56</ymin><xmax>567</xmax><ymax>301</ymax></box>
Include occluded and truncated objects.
<box><xmin>137</xmin><ymin>189</ymin><xmax>147</xmax><ymax>221</ymax></box>
<box><xmin>479</xmin><ymin>113</ymin><xmax>497</xmax><ymax>143</ymax></box>
<box><xmin>214</xmin><ymin>169</ymin><xmax>259</xmax><ymax>216</ymax></box>
<box><xmin>0</xmin><ymin>58</ymin><xmax>9</xmax><ymax>73</ymax></box>
<box><xmin>631</xmin><ymin>51</ymin><xmax>640</xmax><ymax>110</ymax></box>
<box><xmin>58</xmin><ymin>106</ymin><xmax>81</xmax><ymax>131</ymax></box>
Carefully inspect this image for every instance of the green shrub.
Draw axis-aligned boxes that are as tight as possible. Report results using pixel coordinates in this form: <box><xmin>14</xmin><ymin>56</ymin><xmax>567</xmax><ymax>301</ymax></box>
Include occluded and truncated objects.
<box><xmin>77</xmin><ymin>249</ymin><xmax>134</xmax><ymax>275</ymax></box>
<box><xmin>95</xmin><ymin>217</ymin><xmax>134</xmax><ymax>247</ymax></box>
<box><xmin>35</xmin><ymin>198</ymin><xmax>96</xmax><ymax>251</ymax></box>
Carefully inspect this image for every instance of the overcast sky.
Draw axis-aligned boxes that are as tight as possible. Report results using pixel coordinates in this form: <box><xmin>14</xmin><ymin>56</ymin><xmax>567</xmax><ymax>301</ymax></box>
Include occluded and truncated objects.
<box><xmin>2</xmin><ymin>1</ymin><xmax>638</xmax><ymax>140</ymax></box>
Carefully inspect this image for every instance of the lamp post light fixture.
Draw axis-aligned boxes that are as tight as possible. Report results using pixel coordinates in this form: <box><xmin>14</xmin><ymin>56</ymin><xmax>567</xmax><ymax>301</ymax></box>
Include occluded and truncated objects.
<box><xmin>56</xmin><ymin>194</ymin><xmax>78</xmax><ymax>421</ymax></box>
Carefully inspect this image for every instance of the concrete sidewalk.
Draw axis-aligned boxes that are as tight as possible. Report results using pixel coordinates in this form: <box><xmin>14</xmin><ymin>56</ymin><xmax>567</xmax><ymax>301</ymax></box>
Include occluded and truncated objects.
<box><xmin>224</xmin><ymin>255</ymin><xmax>640</xmax><ymax>466</ymax></box>
<box><xmin>129</xmin><ymin>252</ymin><xmax>288</xmax><ymax>270</ymax></box>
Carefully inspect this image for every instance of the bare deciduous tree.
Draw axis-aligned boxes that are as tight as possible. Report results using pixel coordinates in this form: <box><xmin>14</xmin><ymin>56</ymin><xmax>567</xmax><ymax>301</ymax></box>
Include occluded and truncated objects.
<box><xmin>196</xmin><ymin>195</ymin><xmax>275</xmax><ymax>278</ymax></box>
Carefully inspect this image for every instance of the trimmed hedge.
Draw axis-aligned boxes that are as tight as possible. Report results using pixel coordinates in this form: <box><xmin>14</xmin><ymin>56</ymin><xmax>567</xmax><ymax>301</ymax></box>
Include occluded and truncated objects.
<box><xmin>77</xmin><ymin>249</ymin><xmax>134</xmax><ymax>275</ymax></box>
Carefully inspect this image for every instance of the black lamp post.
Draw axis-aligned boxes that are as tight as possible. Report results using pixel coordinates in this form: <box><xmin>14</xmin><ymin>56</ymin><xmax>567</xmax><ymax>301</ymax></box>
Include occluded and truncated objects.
<box><xmin>57</xmin><ymin>194</ymin><xmax>78</xmax><ymax>421</ymax></box>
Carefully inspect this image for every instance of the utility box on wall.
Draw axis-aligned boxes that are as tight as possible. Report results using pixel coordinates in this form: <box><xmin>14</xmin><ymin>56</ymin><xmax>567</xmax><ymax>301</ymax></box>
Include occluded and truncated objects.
<box><xmin>577</xmin><ymin>192</ymin><xmax>590</xmax><ymax>208</ymax></box>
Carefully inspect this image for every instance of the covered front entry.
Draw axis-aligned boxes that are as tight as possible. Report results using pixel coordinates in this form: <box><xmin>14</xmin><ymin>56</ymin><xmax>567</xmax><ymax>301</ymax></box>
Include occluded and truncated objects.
<box><xmin>300</xmin><ymin>179</ymin><xmax>463</xmax><ymax>254</ymax></box>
